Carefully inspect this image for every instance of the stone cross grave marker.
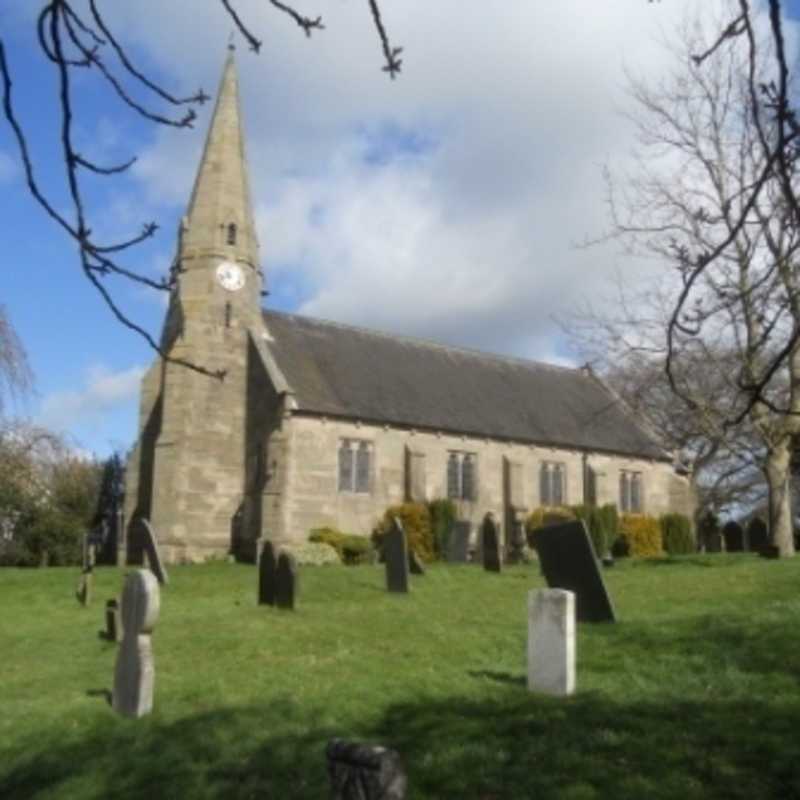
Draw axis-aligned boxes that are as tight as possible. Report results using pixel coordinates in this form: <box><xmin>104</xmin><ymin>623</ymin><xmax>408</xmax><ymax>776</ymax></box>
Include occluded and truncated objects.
<box><xmin>113</xmin><ymin>569</ymin><xmax>160</xmax><ymax>718</ymax></box>
<box><xmin>138</xmin><ymin>519</ymin><xmax>168</xmax><ymax>586</ymax></box>
<box><xmin>481</xmin><ymin>512</ymin><xmax>502</xmax><ymax>572</ymax></box>
<box><xmin>532</xmin><ymin>520</ymin><xmax>616</xmax><ymax>623</ymax></box>
<box><xmin>105</xmin><ymin>598</ymin><xmax>122</xmax><ymax>643</ymax></box>
<box><xmin>327</xmin><ymin>739</ymin><xmax>407</xmax><ymax>800</ymax></box>
<box><xmin>527</xmin><ymin>588</ymin><xmax>576</xmax><ymax>696</ymax></box>
<box><xmin>408</xmin><ymin>549</ymin><xmax>426</xmax><ymax>576</ymax></box>
<box><xmin>385</xmin><ymin>517</ymin><xmax>409</xmax><ymax>593</ymax></box>
<box><xmin>258</xmin><ymin>540</ymin><xmax>277</xmax><ymax>606</ymax></box>
<box><xmin>275</xmin><ymin>550</ymin><xmax>298</xmax><ymax>610</ymax></box>
<box><xmin>447</xmin><ymin>521</ymin><xmax>471</xmax><ymax>563</ymax></box>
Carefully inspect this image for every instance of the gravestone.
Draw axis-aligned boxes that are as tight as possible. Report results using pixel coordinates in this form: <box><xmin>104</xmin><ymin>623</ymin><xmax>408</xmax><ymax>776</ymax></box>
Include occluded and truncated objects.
<box><xmin>408</xmin><ymin>549</ymin><xmax>426</xmax><ymax>576</ymax></box>
<box><xmin>527</xmin><ymin>588</ymin><xmax>576</xmax><ymax>696</ymax></box>
<box><xmin>532</xmin><ymin>520</ymin><xmax>616</xmax><ymax>623</ymax></box>
<box><xmin>506</xmin><ymin>517</ymin><xmax>527</xmax><ymax>564</ymax></box>
<box><xmin>105</xmin><ymin>598</ymin><xmax>122</xmax><ymax>643</ymax></box>
<box><xmin>481</xmin><ymin>513</ymin><xmax>502</xmax><ymax>572</ymax></box>
<box><xmin>747</xmin><ymin>517</ymin><xmax>769</xmax><ymax>553</ymax></box>
<box><xmin>275</xmin><ymin>550</ymin><xmax>298</xmax><ymax>610</ymax></box>
<box><xmin>384</xmin><ymin>517</ymin><xmax>409</xmax><ymax>593</ymax></box>
<box><xmin>258</xmin><ymin>540</ymin><xmax>277</xmax><ymax>606</ymax></box>
<box><xmin>446</xmin><ymin>521</ymin><xmax>471</xmax><ymax>563</ymax></box>
<box><xmin>113</xmin><ymin>569</ymin><xmax>160</xmax><ymax>718</ymax></box>
<box><xmin>76</xmin><ymin>535</ymin><xmax>95</xmax><ymax>606</ymax></box>
<box><xmin>722</xmin><ymin>521</ymin><xmax>745</xmax><ymax>552</ymax></box>
<box><xmin>137</xmin><ymin>519</ymin><xmax>168</xmax><ymax>586</ymax></box>
<box><xmin>327</xmin><ymin>739</ymin><xmax>407</xmax><ymax>800</ymax></box>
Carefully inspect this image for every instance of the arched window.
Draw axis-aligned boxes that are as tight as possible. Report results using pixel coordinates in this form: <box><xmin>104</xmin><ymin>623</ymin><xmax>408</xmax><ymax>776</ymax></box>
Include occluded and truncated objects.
<box><xmin>226</xmin><ymin>223</ymin><xmax>237</xmax><ymax>246</ymax></box>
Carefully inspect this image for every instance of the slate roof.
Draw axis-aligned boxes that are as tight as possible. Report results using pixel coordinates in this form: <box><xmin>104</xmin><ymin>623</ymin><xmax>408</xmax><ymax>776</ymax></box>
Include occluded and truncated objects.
<box><xmin>262</xmin><ymin>309</ymin><xmax>671</xmax><ymax>461</ymax></box>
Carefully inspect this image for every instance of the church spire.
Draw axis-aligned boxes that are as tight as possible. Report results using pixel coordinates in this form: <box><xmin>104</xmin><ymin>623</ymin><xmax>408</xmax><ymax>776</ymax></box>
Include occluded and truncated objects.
<box><xmin>181</xmin><ymin>47</ymin><xmax>259</xmax><ymax>270</ymax></box>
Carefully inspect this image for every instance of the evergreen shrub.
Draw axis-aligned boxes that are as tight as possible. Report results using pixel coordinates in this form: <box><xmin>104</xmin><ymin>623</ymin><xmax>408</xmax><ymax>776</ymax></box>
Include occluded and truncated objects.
<box><xmin>660</xmin><ymin>513</ymin><xmax>695</xmax><ymax>555</ymax></box>
<box><xmin>525</xmin><ymin>506</ymin><xmax>575</xmax><ymax>544</ymax></box>
<box><xmin>373</xmin><ymin>502</ymin><xmax>434</xmax><ymax>562</ymax></box>
<box><xmin>428</xmin><ymin>498</ymin><xmax>457</xmax><ymax>560</ymax></box>
<box><xmin>308</xmin><ymin>527</ymin><xmax>372</xmax><ymax>565</ymax></box>
<box><xmin>571</xmin><ymin>504</ymin><xmax>606</xmax><ymax>558</ymax></box>
<box><xmin>615</xmin><ymin>513</ymin><xmax>663</xmax><ymax>557</ymax></box>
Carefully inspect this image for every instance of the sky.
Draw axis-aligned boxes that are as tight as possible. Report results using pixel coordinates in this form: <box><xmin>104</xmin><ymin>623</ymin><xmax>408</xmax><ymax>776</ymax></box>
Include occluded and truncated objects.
<box><xmin>2</xmin><ymin>1</ymin><xmax>800</xmax><ymax>457</ymax></box>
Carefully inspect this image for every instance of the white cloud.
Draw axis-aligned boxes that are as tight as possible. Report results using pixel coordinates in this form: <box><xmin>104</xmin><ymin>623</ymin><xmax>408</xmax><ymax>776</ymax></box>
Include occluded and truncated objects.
<box><xmin>38</xmin><ymin>364</ymin><xmax>145</xmax><ymax>432</ymax></box>
<box><xmin>0</xmin><ymin>149</ymin><xmax>19</xmax><ymax>185</ymax></box>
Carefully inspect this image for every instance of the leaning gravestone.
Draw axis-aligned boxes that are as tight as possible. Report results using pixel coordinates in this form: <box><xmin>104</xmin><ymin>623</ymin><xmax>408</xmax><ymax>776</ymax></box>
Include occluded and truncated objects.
<box><xmin>275</xmin><ymin>550</ymin><xmax>298</xmax><ymax>610</ymax></box>
<box><xmin>447</xmin><ymin>521</ymin><xmax>471</xmax><ymax>563</ymax></box>
<box><xmin>408</xmin><ymin>549</ymin><xmax>426</xmax><ymax>576</ymax></box>
<box><xmin>481</xmin><ymin>513</ymin><xmax>502</xmax><ymax>573</ymax></box>
<box><xmin>722</xmin><ymin>521</ymin><xmax>745</xmax><ymax>552</ymax></box>
<box><xmin>385</xmin><ymin>517</ymin><xmax>409</xmax><ymax>593</ymax></box>
<box><xmin>113</xmin><ymin>569</ymin><xmax>160</xmax><ymax>718</ymax></box>
<box><xmin>137</xmin><ymin>519</ymin><xmax>168</xmax><ymax>586</ymax></box>
<box><xmin>532</xmin><ymin>520</ymin><xmax>616</xmax><ymax>623</ymax></box>
<box><xmin>527</xmin><ymin>588</ymin><xmax>576</xmax><ymax>696</ymax></box>
<box><xmin>258</xmin><ymin>540</ymin><xmax>277</xmax><ymax>606</ymax></box>
<box><xmin>327</xmin><ymin>739</ymin><xmax>407</xmax><ymax>800</ymax></box>
<box><xmin>105</xmin><ymin>598</ymin><xmax>122</xmax><ymax>643</ymax></box>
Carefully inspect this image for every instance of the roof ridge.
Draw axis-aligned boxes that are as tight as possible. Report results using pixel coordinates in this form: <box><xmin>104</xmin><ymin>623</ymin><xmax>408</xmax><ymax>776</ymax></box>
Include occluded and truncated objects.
<box><xmin>262</xmin><ymin>308</ymin><xmax>579</xmax><ymax>374</ymax></box>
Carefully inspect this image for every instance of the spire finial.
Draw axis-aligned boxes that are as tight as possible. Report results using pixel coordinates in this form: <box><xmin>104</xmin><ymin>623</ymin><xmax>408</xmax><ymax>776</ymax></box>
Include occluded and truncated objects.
<box><xmin>228</xmin><ymin>31</ymin><xmax>236</xmax><ymax>52</ymax></box>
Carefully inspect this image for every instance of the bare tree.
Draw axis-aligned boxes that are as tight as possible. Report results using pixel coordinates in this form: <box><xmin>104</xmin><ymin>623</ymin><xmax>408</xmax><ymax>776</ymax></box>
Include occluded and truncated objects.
<box><xmin>595</xmin><ymin>11</ymin><xmax>800</xmax><ymax>555</ymax></box>
<box><xmin>0</xmin><ymin>305</ymin><xmax>33</xmax><ymax>414</ymax></box>
<box><xmin>0</xmin><ymin>1</ymin><xmax>401</xmax><ymax>378</ymax></box>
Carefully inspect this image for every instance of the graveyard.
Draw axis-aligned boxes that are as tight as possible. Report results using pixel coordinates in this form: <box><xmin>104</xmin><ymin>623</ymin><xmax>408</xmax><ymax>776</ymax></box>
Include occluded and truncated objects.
<box><xmin>3</xmin><ymin>553</ymin><xmax>800</xmax><ymax>799</ymax></box>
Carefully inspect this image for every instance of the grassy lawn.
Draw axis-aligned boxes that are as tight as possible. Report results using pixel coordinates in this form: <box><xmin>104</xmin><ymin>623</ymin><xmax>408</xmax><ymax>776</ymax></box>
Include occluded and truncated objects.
<box><xmin>2</xmin><ymin>555</ymin><xmax>800</xmax><ymax>799</ymax></box>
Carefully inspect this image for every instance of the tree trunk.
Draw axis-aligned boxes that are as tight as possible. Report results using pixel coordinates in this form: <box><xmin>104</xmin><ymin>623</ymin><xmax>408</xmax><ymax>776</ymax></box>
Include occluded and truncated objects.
<box><xmin>765</xmin><ymin>441</ymin><xmax>796</xmax><ymax>557</ymax></box>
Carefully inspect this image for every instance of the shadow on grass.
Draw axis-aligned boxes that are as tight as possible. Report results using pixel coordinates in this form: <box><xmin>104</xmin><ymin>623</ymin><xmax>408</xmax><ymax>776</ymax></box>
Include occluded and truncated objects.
<box><xmin>467</xmin><ymin>669</ymin><xmax>526</xmax><ymax>687</ymax></box>
<box><xmin>2</xmin><ymin>690</ymin><xmax>800</xmax><ymax>800</ymax></box>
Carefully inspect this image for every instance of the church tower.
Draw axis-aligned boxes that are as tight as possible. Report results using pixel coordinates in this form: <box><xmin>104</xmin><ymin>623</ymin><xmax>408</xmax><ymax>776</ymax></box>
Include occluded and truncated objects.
<box><xmin>124</xmin><ymin>48</ymin><xmax>266</xmax><ymax>563</ymax></box>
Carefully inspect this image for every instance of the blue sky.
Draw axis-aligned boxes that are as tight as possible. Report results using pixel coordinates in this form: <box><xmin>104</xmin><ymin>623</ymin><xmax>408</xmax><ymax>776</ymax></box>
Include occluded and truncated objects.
<box><xmin>2</xmin><ymin>1</ymin><xmax>799</xmax><ymax>457</ymax></box>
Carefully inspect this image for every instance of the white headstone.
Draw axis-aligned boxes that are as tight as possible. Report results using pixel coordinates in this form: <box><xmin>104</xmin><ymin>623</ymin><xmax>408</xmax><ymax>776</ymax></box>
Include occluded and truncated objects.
<box><xmin>113</xmin><ymin>569</ymin><xmax>160</xmax><ymax>718</ymax></box>
<box><xmin>527</xmin><ymin>588</ymin><xmax>575</xmax><ymax>696</ymax></box>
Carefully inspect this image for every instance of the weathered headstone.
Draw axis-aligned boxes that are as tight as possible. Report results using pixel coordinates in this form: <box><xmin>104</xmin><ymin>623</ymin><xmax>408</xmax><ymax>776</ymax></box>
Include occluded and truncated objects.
<box><xmin>105</xmin><ymin>598</ymin><xmax>122</xmax><ymax>643</ymax></box>
<box><xmin>113</xmin><ymin>569</ymin><xmax>160</xmax><ymax>718</ymax></box>
<box><xmin>408</xmin><ymin>549</ymin><xmax>426</xmax><ymax>576</ymax></box>
<box><xmin>327</xmin><ymin>739</ymin><xmax>407</xmax><ymax>800</ymax></box>
<box><xmin>446</xmin><ymin>521</ymin><xmax>471</xmax><ymax>563</ymax></box>
<box><xmin>137</xmin><ymin>519</ymin><xmax>168</xmax><ymax>586</ymax></box>
<box><xmin>275</xmin><ymin>550</ymin><xmax>298</xmax><ymax>610</ymax></box>
<box><xmin>527</xmin><ymin>588</ymin><xmax>576</xmax><ymax>696</ymax></box>
<box><xmin>506</xmin><ymin>516</ymin><xmax>527</xmax><ymax>564</ymax></box>
<box><xmin>747</xmin><ymin>517</ymin><xmax>769</xmax><ymax>553</ymax></box>
<box><xmin>722</xmin><ymin>521</ymin><xmax>745</xmax><ymax>552</ymax></box>
<box><xmin>258</xmin><ymin>540</ymin><xmax>277</xmax><ymax>606</ymax></box>
<box><xmin>76</xmin><ymin>571</ymin><xmax>93</xmax><ymax>607</ymax></box>
<box><xmin>481</xmin><ymin>512</ymin><xmax>502</xmax><ymax>572</ymax></box>
<box><xmin>384</xmin><ymin>517</ymin><xmax>409</xmax><ymax>593</ymax></box>
<box><xmin>532</xmin><ymin>520</ymin><xmax>616</xmax><ymax>623</ymax></box>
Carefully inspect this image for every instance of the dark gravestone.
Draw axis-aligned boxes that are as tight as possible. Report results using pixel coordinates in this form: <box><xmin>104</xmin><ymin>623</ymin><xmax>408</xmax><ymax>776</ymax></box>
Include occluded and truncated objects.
<box><xmin>533</xmin><ymin>520</ymin><xmax>616</xmax><ymax>623</ymax></box>
<box><xmin>327</xmin><ymin>739</ymin><xmax>407</xmax><ymax>800</ymax></box>
<box><xmin>747</xmin><ymin>517</ymin><xmax>769</xmax><ymax>553</ymax></box>
<box><xmin>447</xmin><ymin>521</ymin><xmax>471</xmax><ymax>563</ymax></box>
<box><xmin>506</xmin><ymin>517</ymin><xmax>527</xmax><ymax>564</ymax></box>
<box><xmin>408</xmin><ymin>550</ymin><xmax>426</xmax><ymax>576</ymax></box>
<box><xmin>138</xmin><ymin>519</ymin><xmax>169</xmax><ymax>586</ymax></box>
<box><xmin>104</xmin><ymin>598</ymin><xmax>122</xmax><ymax>643</ymax></box>
<box><xmin>258</xmin><ymin>540</ymin><xmax>277</xmax><ymax>606</ymax></box>
<box><xmin>76</xmin><ymin>535</ymin><xmax>95</xmax><ymax>606</ymax></box>
<box><xmin>722</xmin><ymin>521</ymin><xmax>745</xmax><ymax>552</ymax></box>
<box><xmin>384</xmin><ymin>517</ymin><xmax>409</xmax><ymax>593</ymax></box>
<box><xmin>275</xmin><ymin>550</ymin><xmax>298</xmax><ymax>610</ymax></box>
<box><xmin>481</xmin><ymin>513</ymin><xmax>502</xmax><ymax>573</ymax></box>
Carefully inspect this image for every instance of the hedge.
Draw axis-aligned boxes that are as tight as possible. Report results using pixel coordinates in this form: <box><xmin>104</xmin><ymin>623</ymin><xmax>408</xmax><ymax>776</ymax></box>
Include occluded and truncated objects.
<box><xmin>308</xmin><ymin>527</ymin><xmax>372</xmax><ymax>565</ymax></box>
<box><xmin>660</xmin><ymin>513</ymin><xmax>695</xmax><ymax>555</ymax></box>
<box><xmin>373</xmin><ymin>502</ymin><xmax>435</xmax><ymax>562</ymax></box>
<box><xmin>616</xmin><ymin>513</ymin><xmax>663</xmax><ymax>557</ymax></box>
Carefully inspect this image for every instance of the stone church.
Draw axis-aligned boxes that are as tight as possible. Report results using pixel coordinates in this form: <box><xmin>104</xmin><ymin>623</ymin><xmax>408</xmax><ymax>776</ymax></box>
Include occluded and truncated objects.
<box><xmin>123</xmin><ymin>51</ymin><xmax>693</xmax><ymax>564</ymax></box>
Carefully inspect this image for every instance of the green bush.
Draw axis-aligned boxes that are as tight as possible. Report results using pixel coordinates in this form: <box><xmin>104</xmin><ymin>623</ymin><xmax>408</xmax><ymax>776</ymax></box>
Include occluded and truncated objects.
<box><xmin>373</xmin><ymin>503</ymin><xmax>434</xmax><ymax>562</ymax></box>
<box><xmin>597</xmin><ymin>504</ymin><xmax>619</xmax><ymax>550</ymax></box>
<box><xmin>660</xmin><ymin>513</ymin><xmax>695</xmax><ymax>555</ymax></box>
<box><xmin>571</xmin><ymin>504</ymin><xmax>606</xmax><ymax>558</ymax></box>
<box><xmin>615</xmin><ymin>513</ymin><xmax>663</xmax><ymax>558</ymax></box>
<box><xmin>428</xmin><ymin>498</ymin><xmax>457</xmax><ymax>560</ymax></box>
<box><xmin>525</xmin><ymin>506</ymin><xmax>575</xmax><ymax>544</ymax></box>
<box><xmin>284</xmin><ymin>542</ymin><xmax>341</xmax><ymax>566</ymax></box>
<box><xmin>308</xmin><ymin>527</ymin><xmax>372</xmax><ymax>565</ymax></box>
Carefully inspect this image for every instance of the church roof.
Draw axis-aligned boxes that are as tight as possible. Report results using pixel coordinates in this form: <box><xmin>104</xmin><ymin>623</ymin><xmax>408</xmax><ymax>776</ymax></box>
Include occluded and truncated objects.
<box><xmin>261</xmin><ymin>309</ymin><xmax>671</xmax><ymax>461</ymax></box>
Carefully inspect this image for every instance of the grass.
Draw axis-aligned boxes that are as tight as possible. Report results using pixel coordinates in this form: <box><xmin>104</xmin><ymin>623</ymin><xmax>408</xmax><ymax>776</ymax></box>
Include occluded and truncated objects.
<box><xmin>2</xmin><ymin>555</ymin><xmax>800</xmax><ymax>799</ymax></box>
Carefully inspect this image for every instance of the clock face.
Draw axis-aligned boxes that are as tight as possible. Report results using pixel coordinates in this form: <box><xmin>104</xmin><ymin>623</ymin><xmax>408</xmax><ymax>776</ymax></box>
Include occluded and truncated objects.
<box><xmin>216</xmin><ymin>261</ymin><xmax>245</xmax><ymax>292</ymax></box>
